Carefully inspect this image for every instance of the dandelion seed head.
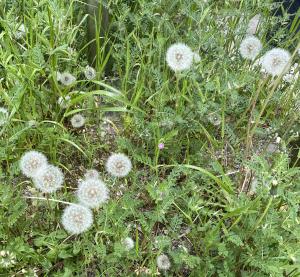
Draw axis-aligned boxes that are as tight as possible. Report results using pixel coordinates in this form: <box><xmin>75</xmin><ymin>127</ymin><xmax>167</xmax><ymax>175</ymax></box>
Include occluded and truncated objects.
<box><xmin>20</xmin><ymin>151</ymin><xmax>48</xmax><ymax>178</ymax></box>
<box><xmin>106</xmin><ymin>153</ymin><xmax>132</xmax><ymax>177</ymax></box>
<box><xmin>84</xmin><ymin>169</ymin><xmax>100</xmax><ymax>180</ymax></box>
<box><xmin>77</xmin><ymin>178</ymin><xmax>109</xmax><ymax>208</ymax></box>
<box><xmin>239</xmin><ymin>36</ymin><xmax>262</xmax><ymax>60</ymax></box>
<box><xmin>166</xmin><ymin>43</ymin><xmax>193</xmax><ymax>72</ymax></box>
<box><xmin>157</xmin><ymin>254</ymin><xmax>171</xmax><ymax>271</ymax></box>
<box><xmin>84</xmin><ymin>66</ymin><xmax>96</xmax><ymax>80</ymax></box>
<box><xmin>0</xmin><ymin>250</ymin><xmax>16</xmax><ymax>268</ymax></box>
<box><xmin>33</xmin><ymin>165</ymin><xmax>64</xmax><ymax>193</ymax></box>
<box><xmin>0</xmin><ymin>107</ymin><xmax>9</xmax><ymax>126</ymax></box>
<box><xmin>122</xmin><ymin>237</ymin><xmax>135</xmax><ymax>251</ymax></box>
<box><xmin>60</xmin><ymin>72</ymin><xmax>76</xmax><ymax>86</ymax></box>
<box><xmin>61</xmin><ymin>204</ymin><xmax>93</xmax><ymax>235</ymax></box>
<box><xmin>71</xmin><ymin>114</ymin><xmax>85</xmax><ymax>128</ymax></box>
<box><xmin>261</xmin><ymin>48</ymin><xmax>291</xmax><ymax>77</ymax></box>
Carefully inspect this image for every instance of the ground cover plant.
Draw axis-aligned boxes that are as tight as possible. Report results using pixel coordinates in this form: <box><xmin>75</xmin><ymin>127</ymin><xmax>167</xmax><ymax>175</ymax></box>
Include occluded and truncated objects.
<box><xmin>0</xmin><ymin>0</ymin><xmax>299</xmax><ymax>276</ymax></box>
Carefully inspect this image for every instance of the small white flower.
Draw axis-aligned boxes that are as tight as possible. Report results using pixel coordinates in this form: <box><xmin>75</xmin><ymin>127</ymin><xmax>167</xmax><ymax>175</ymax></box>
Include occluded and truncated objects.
<box><xmin>20</xmin><ymin>151</ymin><xmax>48</xmax><ymax>178</ymax></box>
<box><xmin>60</xmin><ymin>72</ymin><xmax>76</xmax><ymax>86</ymax></box>
<box><xmin>193</xmin><ymin>52</ymin><xmax>201</xmax><ymax>63</ymax></box>
<box><xmin>84</xmin><ymin>169</ymin><xmax>100</xmax><ymax>180</ymax></box>
<box><xmin>84</xmin><ymin>66</ymin><xmax>96</xmax><ymax>80</ymax></box>
<box><xmin>15</xmin><ymin>24</ymin><xmax>26</xmax><ymax>39</ymax></box>
<box><xmin>77</xmin><ymin>178</ymin><xmax>109</xmax><ymax>208</ymax></box>
<box><xmin>156</xmin><ymin>254</ymin><xmax>171</xmax><ymax>271</ymax></box>
<box><xmin>71</xmin><ymin>114</ymin><xmax>85</xmax><ymax>128</ymax></box>
<box><xmin>0</xmin><ymin>107</ymin><xmax>9</xmax><ymax>126</ymax></box>
<box><xmin>106</xmin><ymin>153</ymin><xmax>132</xmax><ymax>178</ymax></box>
<box><xmin>61</xmin><ymin>204</ymin><xmax>93</xmax><ymax>234</ymax></box>
<box><xmin>166</xmin><ymin>43</ymin><xmax>193</xmax><ymax>72</ymax></box>
<box><xmin>57</xmin><ymin>96</ymin><xmax>71</xmax><ymax>109</ymax></box>
<box><xmin>261</xmin><ymin>48</ymin><xmax>291</xmax><ymax>77</ymax></box>
<box><xmin>122</xmin><ymin>237</ymin><xmax>135</xmax><ymax>251</ymax></box>
<box><xmin>239</xmin><ymin>36</ymin><xmax>262</xmax><ymax>60</ymax></box>
<box><xmin>246</xmin><ymin>14</ymin><xmax>261</xmax><ymax>35</ymax></box>
<box><xmin>33</xmin><ymin>165</ymin><xmax>64</xmax><ymax>193</ymax></box>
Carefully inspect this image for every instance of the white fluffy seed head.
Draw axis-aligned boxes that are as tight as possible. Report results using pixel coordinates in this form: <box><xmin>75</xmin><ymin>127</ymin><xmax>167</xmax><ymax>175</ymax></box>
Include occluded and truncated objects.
<box><xmin>0</xmin><ymin>107</ymin><xmax>9</xmax><ymax>126</ymax></box>
<box><xmin>77</xmin><ymin>178</ymin><xmax>109</xmax><ymax>208</ymax></box>
<box><xmin>61</xmin><ymin>204</ymin><xmax>93</xmax><ymax>235</ymax></box>
<box><xmin>57</xmin><ymin>95</ymin><xmax>71</xmax><ymax>109</ymax></box>
<box><xmin>157</xmin><ymin>254</ymin><xmax>171</xmax><ymax>270</ymax></box>
<box><xmin>166</xmin><ymin>43</ymin><xmax>193</xmax><ymax>72</ymax></box>
<box><xmin>71</xmin><ymin>114</ymin><xmax>85</xmax><ymax>128</ymax></box>
<box><xmin>261</xmin><ymin>48</ymin><xmax>291</xmax><ymax>77</ymax></box>
<box><xmin>84</xmin><ymin>169</ymin><xmax>100</xmax><ymax>180</ymax></box>
<box><xmin>239</xmin><ymin>36</ymin><xmax>262</xmax><ymax>60</ymax></box>
<box><xmin>60</xmin><ymin>72</ymin><xmax>76</xmax><ymax>86</ymax></box>
<box><xmin>84</xmin><ymin>66</ymin><xmax>96</xmax><ymax>80</ymax></box>
<box><xmin>106</xmin><ymin>153</ymin><xmax>132</xmax><ymax>178</ymax></box>
<box><xmin>33</xmin><ymin>165</ymin><xmax>64</xmax><ymax>193</ymax></box>
<box><xmin>122</xmin><ymin>237</ymin><xmax>135</xmax><ymax>251</ymax></box>
<box><xmin>20</xmin><ymin>151</ymin><xmax>48</xmax><ymax>178</ymax></box>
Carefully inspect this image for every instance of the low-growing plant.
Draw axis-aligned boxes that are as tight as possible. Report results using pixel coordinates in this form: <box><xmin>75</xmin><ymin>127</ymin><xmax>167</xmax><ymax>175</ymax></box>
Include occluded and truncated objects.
<box><xmin>0</xmin><ymin>0</ymin><xmax>299</xmax><ymax>276</ymax></box>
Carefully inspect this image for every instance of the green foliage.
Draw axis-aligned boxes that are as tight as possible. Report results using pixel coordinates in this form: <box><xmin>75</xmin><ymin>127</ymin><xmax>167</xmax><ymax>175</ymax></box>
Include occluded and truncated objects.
<box><xmin>0</xmin><ymin>0</ymin><xmax>299</xmax><ymax>276</ymax></box>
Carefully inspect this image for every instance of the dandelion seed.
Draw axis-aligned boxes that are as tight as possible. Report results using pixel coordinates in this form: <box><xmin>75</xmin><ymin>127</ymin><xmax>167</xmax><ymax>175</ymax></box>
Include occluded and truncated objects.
<box><xmin>0</xmin><ymin>107</ymin><xmax>9</xmax><ymax>126</ymax></box>
<box><xmin>71</xmin><ymin>114</ymin><xmax>85</xmax><ymax>128</ymax></box>
<box><xmin>239</xmin><ymin>36</ymin><xmax>262</xmax><ymax>60</ymax></box>
<box><xmin>106</xmin><ymin>153</ymin><xmax>132</xmax><ymax>177</ymax></box>
<box><xmin>261</xmin><ymin>48</ymin><xmax>291</xmax><ymax>77</ymax></box>
<box><xmin>84</xmin><ymin>65</ymin><xmax>96</xmax><ymax>80</ymax></box>
<box><xmin>246</xmin><ymin>14</ymin><xmax>261</xmax><ymax>35</ymax></box>
<box><xmin>193</xmin><ymin>52</ymin><xmax>201</xmax><ymax>63</ymax></box>
<box><xmin>84</xmin><ymin>169</ymin><xmax>100</xmax><ymax>180</ymax></box>
<box><xmin>57</xmin><ymin>95</ymin><xmax>71</xmax><ymax>109</ymax></box>
<box><xmin>166</xmin><ymin>43</ymin><xmax>193</xmax><ymax>72</ymax></box>
<box><xmin>61</xmin><ymin>204</ymin><xmax>93</xmax><ymax>234</ymax></box>
<box><xmin>122</xmin><ymin>237</ymin><xmax>135</xmax><ymax>251</ymax></box>
<box><xmin>156</xmin><ymin>254</ymin><xmax>171</xmax><ymax>271</ymax></box>
<box><xmin>60</xmin><ymin>72</ymin><xmax>76</xmax><ymax>86</ymax></box>
<box><xmin>33</xmin><ymin>165</ymin><xmax>64</xmax><ymax>193</ymax></box>
<box><xmin>77</xmin><ymin>178</ymin><xmax>109</xmax><ymax>208</ymax></box>
<box><xmin>0</xmin><ymin>250</ymin><xmax>16</xmax><ymax>268</ymax></box>
<box><xmin>20</xmin><ymin>151</ymin><xmax>48</xmax><ymax>178</ymax></box>
<box><xmin>15</xmin><ymin>24</ymin><xmax>26</xmax><ymax>39</ymax></box>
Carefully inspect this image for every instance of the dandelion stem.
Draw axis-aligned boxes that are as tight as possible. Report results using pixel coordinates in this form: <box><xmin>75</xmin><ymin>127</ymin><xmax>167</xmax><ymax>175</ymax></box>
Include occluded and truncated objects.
<box><xmin>23</xmin><ymin>196</ymin><xmax>79</xmax><ymax>206</ymax></box>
